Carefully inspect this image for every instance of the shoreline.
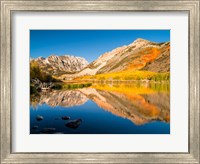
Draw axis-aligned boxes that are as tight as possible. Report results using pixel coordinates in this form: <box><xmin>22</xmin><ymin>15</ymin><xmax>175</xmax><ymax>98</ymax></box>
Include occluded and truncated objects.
<box><xmin>62</xmin><ymin>79</ymin><xmax>170</xmax><ymax>84</ymax></box>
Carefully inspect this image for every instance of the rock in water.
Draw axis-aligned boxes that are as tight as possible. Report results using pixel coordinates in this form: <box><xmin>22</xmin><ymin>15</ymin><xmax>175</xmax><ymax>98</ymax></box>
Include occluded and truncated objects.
<box><xmin>41</xmin><ymin>128</ymin><xmax>56</xmax><ymax>134</ymax></box>
<box><xmin>32</xmin><ymin>125</ymin><xmax>39</xmax><ymax>129</ymax></box>
<box><xmin>65</xmin><ymin>119</ymin><xmax>82</xmax><ymax>129</ymax></box>
<box><xmin>61</xmin><ymin>116</ymin><xmax>70</xmax><ymax>120</ymax></box>
<box><xmin>36</xmin><ymin>115</ymin><xmax>44</xmax><ymax>121</ymax></box>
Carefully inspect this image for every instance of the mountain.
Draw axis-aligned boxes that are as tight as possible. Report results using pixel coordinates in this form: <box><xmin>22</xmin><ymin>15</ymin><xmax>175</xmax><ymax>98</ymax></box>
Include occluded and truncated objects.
<box><xmin>31</xmin><ymin>38</ymin><xmax>170</xmax><ymax>80</ymax></box>
<box><xmin>75</xmin><ymin>38</ymin><xmax>170</xmax><ymax>77</ymax></box>
<box><xmin>31</xmin><ymin>55</ymin><xmax>89</xmax><ymax>76</ymax></box>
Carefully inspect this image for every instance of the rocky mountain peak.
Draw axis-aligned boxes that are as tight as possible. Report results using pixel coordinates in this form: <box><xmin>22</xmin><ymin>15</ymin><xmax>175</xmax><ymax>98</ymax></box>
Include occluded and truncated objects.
<box><xmin>36</xmin><ymin>56</ymin><xmax>45</xmax><ymax>60</ymax></box>
<box><xmin>32</xmin><ymin>54</ymin><xmax>89</xmax><ymax>75</ymax></box>
<box><xmin>129</xmin><ymin>38</ymin><xmax>151</xmax><ymax>48</ymax></box>
<box><xmin>134</xmin><ymin>38</ymin><xmax>150</xmax><ymax>43</ymax></box>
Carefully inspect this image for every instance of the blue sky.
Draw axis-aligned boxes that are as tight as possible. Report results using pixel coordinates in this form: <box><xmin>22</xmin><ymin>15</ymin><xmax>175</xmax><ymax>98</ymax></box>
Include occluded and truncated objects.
<box><xmin>30</xmin><ymin>30</ymin><xmax>170</xmax><ymax>63</ymax></box>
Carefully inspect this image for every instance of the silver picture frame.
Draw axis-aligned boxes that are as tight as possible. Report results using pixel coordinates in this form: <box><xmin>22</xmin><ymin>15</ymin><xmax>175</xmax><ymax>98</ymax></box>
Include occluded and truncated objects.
<box><xmin>0</xmin><ymin>0</ymin><xmax>199</xmax><ymax>163</ymax></box>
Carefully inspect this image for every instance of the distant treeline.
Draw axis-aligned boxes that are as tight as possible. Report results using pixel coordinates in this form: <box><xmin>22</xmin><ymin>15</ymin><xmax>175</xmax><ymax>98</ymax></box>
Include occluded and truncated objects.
<box><xmin>75</xmin><ymin>70</ymin><xmax>170</xmax><ymax>82</ymax></box>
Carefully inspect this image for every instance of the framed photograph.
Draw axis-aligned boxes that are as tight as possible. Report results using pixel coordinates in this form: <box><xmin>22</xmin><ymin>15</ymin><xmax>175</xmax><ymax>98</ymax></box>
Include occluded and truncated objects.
<box><xmin>0</xmin><ymin>0</ymin><xmax>199</xmax><ymax>163</ymax></box>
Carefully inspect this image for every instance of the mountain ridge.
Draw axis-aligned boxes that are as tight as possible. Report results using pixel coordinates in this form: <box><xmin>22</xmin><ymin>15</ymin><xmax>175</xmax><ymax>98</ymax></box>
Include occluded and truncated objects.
<box><xmin>31</xmin><ymin>38</ymin><xmax>170</xmax><ymax>80</ymax></box>
<box><xmin>60</xmin><ymin>38</ymin><xmax>170</xmax><ymax>80</ymax></box>
<box><xmin>31</xmin><ymin>54</ymin><xmax>89</xmax><ymax>76</ymax></box>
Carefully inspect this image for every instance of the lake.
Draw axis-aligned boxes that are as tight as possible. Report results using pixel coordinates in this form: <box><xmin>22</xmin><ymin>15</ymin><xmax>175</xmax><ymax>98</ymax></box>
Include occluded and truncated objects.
<box><xmin>30</xmin><ymin>82</ymin><xmax>170</xmax><ymax>134</ymax></box>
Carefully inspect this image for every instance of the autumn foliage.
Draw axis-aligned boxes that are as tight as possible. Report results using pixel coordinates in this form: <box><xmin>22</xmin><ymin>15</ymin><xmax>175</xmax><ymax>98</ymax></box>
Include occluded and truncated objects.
<box><xmin>128</xmin><ymin>47</ymin><xmax>160</xmax><ymax>71</ymax></box>
<box><xmin>76</xmin><ymin>70</ymin><xmax>170</xmax><ymax>82</ymax></box>
<box><xmin>30</xmin><ymin>61</ymin><xmax>54</xmax><ymax>82</ymax></box>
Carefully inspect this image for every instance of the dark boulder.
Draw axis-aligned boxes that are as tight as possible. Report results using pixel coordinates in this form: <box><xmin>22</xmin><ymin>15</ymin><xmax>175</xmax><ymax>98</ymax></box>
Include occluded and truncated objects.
<box><xmin>36</xmin><ymin>115</ymin><xmax>44</xmax><ymax>121</ymax></box>
<box><xmin>65</xmin><ymin>118</ymin><xmax>82</xmax><ymax>129</ymax></box>
<box><xmin>41</xmin><ymin>128</ymin><xmax>56</xmax><ymax>134</ymax></box>
<box><xmin>32</xmin><ymin>125</ymin><xmax>39</xmax><ymax>129</ymax></box>
<box><xmin>61</xmin><ymin>116</ymin><xmax>70</xmax><ymax>120</ymax></box>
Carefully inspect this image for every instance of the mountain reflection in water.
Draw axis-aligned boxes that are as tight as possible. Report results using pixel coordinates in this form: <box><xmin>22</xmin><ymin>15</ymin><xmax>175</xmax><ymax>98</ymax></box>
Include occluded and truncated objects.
<box><xmin>30</xmin><ymin>82</ymin><xmax>170</xmax><ymax>134</ymax></box>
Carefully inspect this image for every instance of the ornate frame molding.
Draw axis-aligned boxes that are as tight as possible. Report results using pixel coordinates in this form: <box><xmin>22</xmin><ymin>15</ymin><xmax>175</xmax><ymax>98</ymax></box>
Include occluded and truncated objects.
<box><xmin>1</xmin><ymin>0</ymin><xmax>199</xmax><ymax>163</ymax></box>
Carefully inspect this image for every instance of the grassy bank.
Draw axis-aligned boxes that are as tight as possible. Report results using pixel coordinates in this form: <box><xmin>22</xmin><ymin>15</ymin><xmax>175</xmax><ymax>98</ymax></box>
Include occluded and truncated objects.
<box><xmin>30</xmin><ymin>82</ymin><xmax>92</xmax><ymax>94</ymax></box>
<box><xmin>52</xmin><ymin>82</ymin><xmax>92</xmax><ymax>90</ymax></box>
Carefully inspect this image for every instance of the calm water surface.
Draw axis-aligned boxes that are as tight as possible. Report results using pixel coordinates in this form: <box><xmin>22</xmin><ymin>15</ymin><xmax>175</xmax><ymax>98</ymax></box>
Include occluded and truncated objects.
<box><xmin>30</xmin><ymin>82</ymin><xmax>170</xmax><ymax>134</ymax></box>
